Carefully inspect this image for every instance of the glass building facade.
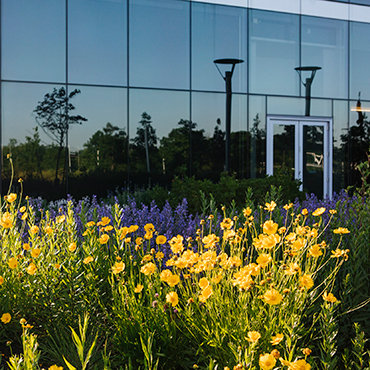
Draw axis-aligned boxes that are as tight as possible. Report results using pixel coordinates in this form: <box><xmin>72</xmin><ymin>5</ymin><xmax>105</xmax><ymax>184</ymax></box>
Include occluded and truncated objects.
<box><xmin>2</xmin><ymin>0</ymin><xmax>370</xmax><ymax>199</ymax></box>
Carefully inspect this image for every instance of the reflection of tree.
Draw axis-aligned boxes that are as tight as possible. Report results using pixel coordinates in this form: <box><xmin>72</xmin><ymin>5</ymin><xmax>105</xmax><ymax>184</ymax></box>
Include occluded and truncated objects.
<box><xmin>130</xmin><ymin>112</ymin><xmax>160</xmax><ymax>176</ymax></box>
<box><xmin>250</xmin><ymin>114</ymin><xmax>266</xmax><ymax>178</ymax></box>
<box><xmin>341</xmin><ymin>92</ymin><xmax>370</xmax><ymax>185</ymax></box>
<box><xmin>34</xmin><ymin>87</ymin><xmax>87</xmax><ymax>185</ymax></box>
<box><xmin>81</xmin><ymin>123</ymin><xmax>127</xmax><ymax>172</ymax></box>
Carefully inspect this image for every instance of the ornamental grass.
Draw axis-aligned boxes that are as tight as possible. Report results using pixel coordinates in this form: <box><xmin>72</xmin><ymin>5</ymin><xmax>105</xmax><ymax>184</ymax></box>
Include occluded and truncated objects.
<box><xmin>0</xmin><ymin>184</ymin><xmax>363</xmax><ymax>370</ymax></box>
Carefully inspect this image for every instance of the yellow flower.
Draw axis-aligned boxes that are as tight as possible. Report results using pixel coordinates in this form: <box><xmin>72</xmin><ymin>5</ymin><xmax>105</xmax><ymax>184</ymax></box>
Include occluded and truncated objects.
<box><xmin>333</xmin><ymin>227</ymin><xmax>350</xmax><ymax>235</ymax></box>
<box><xmin>280</xmin><ymin>358</ymin><xmax>311</xmax><ymax>370</ymax></box>
<box><xmin>83</xmin><ymin>256</ymin><xmax>94</xmax><ymax>264</ymax></box>
<box><xmin>128</xmin><ymin>224</ymin><xmax>139</xmax><ymax>233</ymax></box>
<box><xmin>19</xmin><ymin>206</ymin><xmax>26</xmax><ymax>213</ymax></box>
<box><xmin>136</xmin><ymin>237</ymin><xmax>143</xmax><ymax>245</ymax></box>
<box><xmin>243</xmin><ymin>207</ymin><xmax>252</xmax><ymax>217</ymax></box>
<box><xmin>31</xmin><ymin>248</ymin><xmax>41</xmax><ymax>258</ymax></box>
<box><xmin>112</xmin><ymin>261</ymin><xmax>125</xmax><ymax>274</ymax></box>
<box><xmin>331</xmin><ymin>248</ymin><xmax>348</xmax><ymax>259</ymax></box>
<box><xmin>299</xmin><ymin>274</ymin><xmax>314</xmax><ymax>289</ymax></box>
<box><xmin>7</xmin><ymin>193</ymin><xmax>17</xmax><ymax>203</ymax></box>
<box><xmin>246</xmin><ymin>330</ymin><xmax>261</xmax><ymax>343</ymax></box>
<box><xmin>202</xmin><ymin>234</ymin><xmax>220</xmax><ymax>248</ymax></box>
<box><xmin>0</xmin><ymin>276</ymin><xmax>3</xmax><ymax>285</ymax></box>
<box><xmin>86</xmin><ymin>221</ymin><xmax>95</xmax><ymax>227</ymax></box>
<box><xmin>329</xmin><ymin>209</ymin><xmax>337</xmax><ymax>215</ymax></box>
<box><xmin>156</xmin><ymin>251</ymin><xmax>164</xmax><ymax>260</ymax></box>
<box><xmin>99</xmin><ymin>217</ymin><xmax>111</xmax><ymax>226</ymax></box>
<box><xmin>27</xmin><ymin>263</ymin><xmax>37</xmax><ymax>275</ymax></box>
<box><xmin>263</xmin><ymin>220</ymin><xmax>278</xmax><ymax>235</ymax></box>
<box><xmin>292</xmin><ymin>238</ymin><xmax>306</xmax><ymax>251</ymax></box>
<box><xmin>302</xmin><ymin>348</ymin><xmax>312</xmax><ymax>356</ymax></box>
<box><xmin>169</xmin><ymin>235</ymin><xmax>184</xmax><ymax>254</ymax></box>
<box><xmin>199</xmin><ymin>285</ymin><xmax>213</xmax><ymax>302</ymax></box>
<box><xmin>256</xmin><ymin>253</ymin><xmax>272</xmax><ymax>268</ymax></box>
<box><xmin>0</xmin><ymin>212</ymin><xmax>13</xmax><ymax>228</ymax></box>
<box><xmin>45</xmin><ymin>225</ymin><xmax>53</xmax><ymax>234</ymax></box>
<box><xmin>99</xmin><ymin>234</ymin><xmax>110</xmax><ymax>244</ymax></box>
<box><xmin>23</xmin><ymin>243</ymin><xmax>30</xmax><ymax>251</ymax></box>
<box><xmin>166</xmin><ymin>274</ymin><xmax>180</xmax><ymax>287</ymax></box>
<box><xmin>322</xmin><ymin>291</ymin><xmax>337</xmax><ymax>303</ymax></box>
<box><xmin>284</xmin><ymin>262</ymin><xmax>301</xmax><ymax>276</ymax></box>
<box><xmin>1</xmin><ymin>313</ymin><xmax>11</xmax><ymax>324</ymax></box>
<box><xmin>308</xmin><ymin>244</ymin><xmax>322</xmax><ymax>257</ymax></box>
<box><xmin>160</xmin><ymin>269</ymin><xmax>173</xmax><ymax>282</ymax></box>
<box><xmin>312</xmin><ymin>207</ymin><xmax>325</xmax><ymax>216</ymax></box>
<box><xmin>68</xmin><ymin>242</ymin><xmax>77</xmax><ymax>252</ymax></box>
<box><xmin>270</xmin><ymin>333</ymin><xmax>284</xmax><ymax>345</ymax></box>
<box><xmin>30</xmin><ymin>225</ymin><xmax>39</xmax><ymax>234</ymax></box>
<box><xmin>8</xmin><ymin>257</ymin><xmax>18</xmax><ymax>269</ymax></box>
<box><xmin>199</xmin><ymin>277</ymin><xmax>209</xmax><ymax>290</ymax></box>
<box><xmin>140</xmin><ymin>262</ymin><xmax>156</xmax><ymax>276</ymax></box>
<box><xmin>211</xmin><ymin>273</ymin><xmax>223</xmax><ymax>284</ymax></box>
<box><xmin>49</xmin><ymin>365</ymin><xmax>64</xmax><ymax>370</ymax></box>
<box><xmin>156</xmin><ymin>235</ymin><xmax>167</xmax><ymax>245</ymax></box>
<box><xmin>55</xmin><ymin>263</ymin><xmax>61</xmax><ymax>269</ymax></box>
<box><xmin>263</xmin><ymin>288</ymin><xmax>283</xmax><ymax>305</ymax></box>
<box><xmin>264</xmin><ymin>201</ymin><xmax>277</xmax><ymax>212</ymax></box>
<box><xmin>166</xmin><ymin>291</ymin><xmax>179</xmax><ymax>307</ymax></box>
<box><xmin>259</xmin><ymin>353</ymin><xmax>276</xmax><ymax>370</ymax></box>
<box><xmin>56</xmin><ymin>215</ymin><xmax>66</xmax><ymax>224</ymax></box>
<box><xmin>220</xmin><ymin>218</ymin><xmax>233</xmax><ymax>230</ymax></box>
<box><xmin>301</xmin><ymin>208</ymin><xmax>308</xmax><ymax>216</ymax></box>
<box><xmin>144</xmin><ymin>223</ymin><xmax>155</xmax><ymax>232</ymax></box>
<box><xmin>283</xmin><ymin>203</ymin><xmax>293</xmax><ymax>210</ymax></box>
<box><xmin>134</xmin><ymin>284</ymin><xmax>144</xmax><ymax>293</ymax></box>
<box><xmin>104</xmin><ymin>225</ymin><xmax>113</xmax><ymax>232</ymax></box>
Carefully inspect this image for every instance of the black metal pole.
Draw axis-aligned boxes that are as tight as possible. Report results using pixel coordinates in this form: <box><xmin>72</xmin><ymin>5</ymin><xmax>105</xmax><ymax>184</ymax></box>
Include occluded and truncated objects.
<box><xmin>225</xmin><ymin>71</ymin><xmax>232</xmax><ymax>173</ymax></box>
<box><xmin>305</xmin><ymin>77</ymin><xmax>312</xmax><ymax>116</ymax></box>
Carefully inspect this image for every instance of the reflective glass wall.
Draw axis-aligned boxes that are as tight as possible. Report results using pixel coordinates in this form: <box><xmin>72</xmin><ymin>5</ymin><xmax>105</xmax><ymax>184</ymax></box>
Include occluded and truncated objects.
<box><xmin>1</xmin><ymin>0</ymin><xmax>370</xmax><ymax>199</ymax></box>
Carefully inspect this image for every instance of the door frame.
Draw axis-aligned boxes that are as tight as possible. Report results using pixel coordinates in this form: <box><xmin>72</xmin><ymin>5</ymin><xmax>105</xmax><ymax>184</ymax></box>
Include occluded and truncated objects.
<box><xmin>266</xmin><ymin>115</ymin><xmax>333</xmax><ymax>199</ymax></box>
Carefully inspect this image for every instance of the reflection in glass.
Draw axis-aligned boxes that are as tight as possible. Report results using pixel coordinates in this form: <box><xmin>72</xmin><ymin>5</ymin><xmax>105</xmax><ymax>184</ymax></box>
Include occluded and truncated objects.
<box><xmin>249</xmin><ymin>95</ymin><xmax>266</xmax><ymax>179</ymax></box>
<box><xmin>267</xmin><ymin>96</ymin><xmax>305</xmax><ymax>116</ymax></box>
<box><xmin>273</xmin><ymin>125</ymin><xmax>295</xmax><ymax>180</ymax></box>
<box><xmin>129</xmin><ymin>89</ymin><xmax>190</xmax><ymax>184</ymax></box>
<box><xmin>350</xmin><ymin>22</ymin><xmax>370</xmax><ymax>100</ymax></box>
<box><xmin>129</xmin><ymin>0</ymin><xmax>190</xmax><ymax>89</ymax></box>
<box><xmin>333</xmin><ymin>100</ymin><xmax>349</xmax><ymax>192</ymax></box>
<box><xmin>249</xmin><ymin>10</ymin><xmax>299</xmax><ymax>95</ymax></box>
<box><xmin>1</xmin><ymin>0</ymin><xmax>65</xmax><ymax>82</ymax></box>
<box><xmin>192</xmin><ymin>92</ymin><xmax>248</xmax><ymax>179</ymax></box>
<box><xmin>68</xmin><ymin>0</ymin><xmax>127</xmax><ymax>86</ymax></box>
<box><xmin>303</xmin><ymin>125</ymin><xmax>324</xmax><ymax>198</ymax></box>
<box><xmin>192</xmin><ymin>3</ymin><xmax>247</xmax><ymax>93</ymax></box>
<box><xmin>301</xmin><ymin>16</ymin><xmax>348</xmax><ymax>99</ymax></box>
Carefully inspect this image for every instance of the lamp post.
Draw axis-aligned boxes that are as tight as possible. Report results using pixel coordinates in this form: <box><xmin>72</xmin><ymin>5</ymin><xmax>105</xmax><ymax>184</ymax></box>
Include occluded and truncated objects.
<box><xmin>295</xmin><ymin>66</ymin><xmax>321</xmax><ymax>116</ymax></box>
<box><xmin>214</xmin><ymin>58</ymin><xmax>244</xmax><ymax>173</ymax></box>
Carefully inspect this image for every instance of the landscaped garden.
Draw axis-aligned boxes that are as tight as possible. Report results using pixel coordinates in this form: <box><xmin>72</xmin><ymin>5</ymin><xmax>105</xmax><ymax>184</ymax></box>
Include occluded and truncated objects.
<box><xmin>1</xmin><ymin>157</ymin><xmax>370</xmax><ymax>370</ymax></box>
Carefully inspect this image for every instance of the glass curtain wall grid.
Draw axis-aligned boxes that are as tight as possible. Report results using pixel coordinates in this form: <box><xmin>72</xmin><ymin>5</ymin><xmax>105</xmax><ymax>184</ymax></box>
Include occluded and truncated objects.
<box><xmin>1</xmin><ymin>0</ymin><xmax>369</xmax><ymax>199</ymax></box>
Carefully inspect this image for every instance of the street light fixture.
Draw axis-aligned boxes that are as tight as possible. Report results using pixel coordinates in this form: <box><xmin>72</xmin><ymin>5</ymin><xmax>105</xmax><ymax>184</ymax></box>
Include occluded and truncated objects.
<box><xmin>214</xmin><ymin>58</ymin><xmax>244</xmax><ymax>173</ymax></box>
<box><xmin>295</xmin><ymin>66</ymin><xmax>321</xmax><ymax>116</ymax></box>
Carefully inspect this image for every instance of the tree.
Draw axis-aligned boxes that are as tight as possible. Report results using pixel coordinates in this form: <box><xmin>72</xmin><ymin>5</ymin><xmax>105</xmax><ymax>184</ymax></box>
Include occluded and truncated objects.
<box><xmin>34</xmin><ymin>87</ymin><xmax>87</xmax><ymax>185</ymax></box>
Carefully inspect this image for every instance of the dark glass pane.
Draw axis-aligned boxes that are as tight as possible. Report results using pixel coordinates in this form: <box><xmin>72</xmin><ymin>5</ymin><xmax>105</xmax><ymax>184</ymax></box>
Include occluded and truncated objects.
<box><xmin>192</xmin><ymin>92</ymin><xmax>248</xmax><ymax>179</ymax></box>
<box><xmin>69</xmin><ymin>0</ymin><xmax>127</xmax><ymax>86</ymax></box>
<box><xmin>350</xmin><ymin>22</ymin><xmax>370</xmax><ymax>100</ymax></box>
<box><xmin>129</xmin><ymin>0</ymin><xmax>190</xmax><ymax>89</ymax></box>
<box><xmin>333</xmin><ymin>100</ymin><xmax>349</xmax><ymax>192</ymax></box>
<box><xmin>1</xmin><ymin>0</ymin><xmax>65</xmax><ymax>82</ymax></box>
<box><xmin>129</xmin><ymin>89</ymin><xmax>190</xmax><ymax>185</ymax></box>
<box><xmin>249</xmin><ymin>95</ymin><xmax>266</xmax><ymax>178</ymax></box>
<box><xmin>192</xmin><ymin>3</ymin><xmax>247</xmax><ymax>93</ymax></box>
<box><xmin>303</xmin><ymin>125</ymin><xmax>324</xmax><ymax>198</ymax></box>
<box><xmin>249</xmin><ymin>10</ymin><xmax>299</xmax><ymax>95</ymax></box>
<box><xmin>301</xmin><ymin>16</ymin><xmax>348</xmax><ymax>99</ymax></box>
<box><xmin>273</xmin><ymin>124</ymin><xmax>295</xmax><ymax>179</ymax></box>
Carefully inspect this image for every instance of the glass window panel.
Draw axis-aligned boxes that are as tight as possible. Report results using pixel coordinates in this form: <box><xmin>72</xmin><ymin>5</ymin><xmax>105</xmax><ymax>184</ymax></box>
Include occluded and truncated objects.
<box><xmin>267</xmin><ymin>96</ymin><xmax>305</xmax><ymax>116</ymax></box>
<box><xmin>249</xmin><ymin>95</ymin><xmax>266</xmax><ymax>178</ymax></box>
<box><xmin>192</xmin><ymin>92</ymin><xmax>248</xmax><ymax>178</ymax></box>
<box><xmin>350</xmin><ymin>0</ymin><xmax>370</xmax><ymax>4</ymax></box>
<box><xmin>68</xmin><ymin>0</ymin><xmax>127</xmax><ymax>86</ymax></box>
<box><xmin>333</xmin><ymin>100</ymin><xmax>349</xmax><ymax>192</ymax></box>
<box><xmin>1</xmin><ymin>0</ymin><xmax>65</xmax><ymax>82</ymax></box>
<box><xmin>2</xmin><ymin>83</ymin><xmax>66</xmax><ymax>195</ymax></box>
<box><xmin>350</xmin><ymin>22</ymin><xmax>370</xmax><ymax>100</ymax></box>
<box><xmin>129</xmin><ymin>89</ymin><xmax>190</xmax><ymax>181</ymax></box>
<box><xmin>249</xmin><ymin>10</ymin><xmax>299</xmax><ymax>96</ymax></box>
<box><xmin>310</xmin><ymin>99</ymin><xmax>332</xmax><ymax>117</ymax></box>
<box><xmin>301</xmin><ymin>16</ymin><xmax>348</xmax><ymax>99</ymax></box>
<box><xmin>129</xmin><ymin>0</ymin><xmax>190</xmax><ymax>89</ymax></box>
<box><xmin>192</xmin><ymin>3</ymin><xmax>247</xmax><ymax>93</ymax></box>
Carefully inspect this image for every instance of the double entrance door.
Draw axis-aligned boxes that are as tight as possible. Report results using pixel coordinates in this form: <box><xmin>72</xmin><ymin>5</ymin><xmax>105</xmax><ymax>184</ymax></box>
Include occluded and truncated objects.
<box><xmin>266</xmin><ymin>116</ymin><xmax>332</xmax><ymax>199</ymax></box>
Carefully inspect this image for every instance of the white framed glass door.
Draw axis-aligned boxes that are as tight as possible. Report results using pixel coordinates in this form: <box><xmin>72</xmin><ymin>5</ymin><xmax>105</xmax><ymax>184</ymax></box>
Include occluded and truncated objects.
<box><xmin>266</xmin><ymin>116</ymin><xmax>333</xmax><ymax>199</ymax></box>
